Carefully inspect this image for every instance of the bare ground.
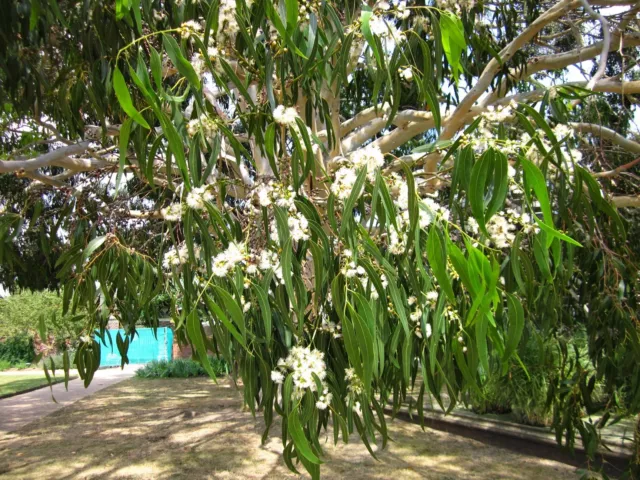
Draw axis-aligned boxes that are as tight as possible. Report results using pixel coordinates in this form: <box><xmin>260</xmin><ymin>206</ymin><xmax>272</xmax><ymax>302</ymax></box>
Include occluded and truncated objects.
<box><xmin>0</xmin><ymin>377</ymin><xmax>581</xmax><ymax>479</ymax></box>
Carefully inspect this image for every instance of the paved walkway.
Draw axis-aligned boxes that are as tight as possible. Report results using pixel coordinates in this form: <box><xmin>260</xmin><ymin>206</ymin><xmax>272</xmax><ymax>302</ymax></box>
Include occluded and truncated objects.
<box><xmin>0</xmin><ymin>369</ymin><xmax>79</xmax><ymax>376</ymax></box>
<box><xmin>0</xmin><ymin>366</ymin><xmax>137</xmax><ymax>434</ymax></box>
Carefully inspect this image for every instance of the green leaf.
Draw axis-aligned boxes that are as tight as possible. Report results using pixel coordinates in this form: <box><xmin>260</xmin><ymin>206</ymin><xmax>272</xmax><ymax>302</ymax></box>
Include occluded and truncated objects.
<box><xmin>204</xmin><ymin>293</ymin><xmax>247</xmax><ymax>349</ymax></box>
<box><xmin>82</xmin><ymin>236</ymin><xmax>106</xmax><ymax>261</ymax></box>
<box><xmin>468</xmin><ymin>150</ymin><xmax>492</xmax><ymax>235</ymax></box>
<box><xmin>476</xmin><ymin>312</ymin><xmax>489</xmax><ymax>376</ymax></box>
<box><xmin>186</xmin><ymin>310</ymin><xmax>218</xmax><ymax>381</ymax></box>
<box><xmin>520</xmin><ymin>157</ymin><xmax>553</xmax><ymax>226</ymax></box>
<box><xmin>426</xmin><ymin>225</ymin><xmax>454</xmax><ymax>301</ymax></box>
<box><xmin>162</xmin><ymin>35</ymin><xmax>201</xmax><ymax>90</ymax></box>
<box><xmin>213</xmin><ymin>286</ymin><xmax>246</xmax><ymax>339</ymax></box>
<box><xmin>440</xmin><ymin>13</ymin><xmax>466</xmax><ymax>83</ymax></box>
<box><xmin>534</xmin><ymin>217</ymin><xmax>582</xmax><ymax>247</ymax></box>
<box><xmin>113</xmin><ymin>66</ymin><xmax>150</xmax><ymax>129</ymax></box>
<box><xmin>340</xmin><ymin>166</ymin><xmax>368</xmax><ymax>235</ymax></box>
<box><xmin>503</xmin><ymin>293</ymin><xmax>524</xmax><ymax>370</ymax></box>
<box><xmin>288</xmin><ymin>409</ymin><xmax>322</xmax><ymax>464</ymax></box>
<box><xmin>360</xmin><ymin>7</ymin><xmax>383</xmax><ymax>68</ymax></box>
<box><xmin>149</xmin><ymin>46</ymin><xmax>164</xmax><ymax>91</ymax></box>
<box><xmin>218</xmin><ymin>58</ymin><xmax>255</xmax><ymax>108</ymax></box>
<box><xmin>254</xmin><ymin>284</ymin><xmax>272</xmax><ymax>344</ymax></box>
<box><xmin>285</xmin><ymin>0</ymin><xmax>299</xmax><ymax>36</ymax></box>
<box><xmin>485</xmin><ymin>151</ymin><xmax>508</xmax><ymax>221</ymax></box>
<box><xmin>153</xmin><ymin>107</ymin><xmax>190</xmax><ymax>188</ymax></box>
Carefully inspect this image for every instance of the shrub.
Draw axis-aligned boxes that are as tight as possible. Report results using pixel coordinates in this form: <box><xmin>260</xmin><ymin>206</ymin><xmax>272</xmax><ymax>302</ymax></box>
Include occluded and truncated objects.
<box><xmin>0</xmin><ymin>334</ymin><xmax>34</xmax><ymax>364</ymax></box>
<box><xmin>0</xmin><ymin>290</ymin><xmax>85</xmax><ymax>344</ymax></box>
<box><xmin>35</xmin><ymin>351</ymin><xmax>76</xmax><ymax>370</ymax></box>
<box><xmin>135</xmin><ymin>357</ymin><xmax>228</xmax><ymax>379</ymax></box>
<box><xmin>0</xmin><ymin>359</ymin><xmax>12</xmax><ymax>371</ymax></box>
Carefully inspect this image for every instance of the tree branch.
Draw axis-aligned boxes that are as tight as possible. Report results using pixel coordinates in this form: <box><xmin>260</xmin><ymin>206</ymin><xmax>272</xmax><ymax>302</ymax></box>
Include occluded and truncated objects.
<box><xmin>0</xmin><ymin>142</ymin><xmax>92</xmax><ymax>173</ymax></box>
<box><xmin>611</xmin><ymin>195</ymin><xmax>640</xmax><ymax>207</ymax></box>
<box><xmin>594</xmin><ymin>156</ymin><xmax>640</xmax><ymax>177</ymax></box>
<box><xmin>570</xmin><ymin>122</ymin><xmax>640</xmax><ymax>154</ymax></box>
<box><xmin>578</xmin><ymin>0</ymin><xmax>611</xmax><ymax>90</ymax></box>
<box><xmin>440</xmin><ymin>0</ymin><xmax>576</xmax><ymax>139</ymax></box>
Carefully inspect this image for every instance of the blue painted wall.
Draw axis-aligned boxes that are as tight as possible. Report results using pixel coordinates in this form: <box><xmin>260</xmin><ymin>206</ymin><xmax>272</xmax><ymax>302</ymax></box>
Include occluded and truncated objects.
<box><xmin>99</xmin><ymin>327</ymin><xmax>173</xmax><ymax>367</ymax></box>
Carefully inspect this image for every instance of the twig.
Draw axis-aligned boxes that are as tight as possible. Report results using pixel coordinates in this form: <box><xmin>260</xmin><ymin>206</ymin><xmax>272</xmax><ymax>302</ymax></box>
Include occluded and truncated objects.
<box><xmin>594</xmin><ymin>156</ymin><xmax>640</xmax><ymax>177</ymax></box>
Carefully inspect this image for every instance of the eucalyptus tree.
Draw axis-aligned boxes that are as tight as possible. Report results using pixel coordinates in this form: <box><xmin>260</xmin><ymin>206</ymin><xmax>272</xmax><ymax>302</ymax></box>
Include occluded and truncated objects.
<box><xmin>2</xmin><ymin>0</ymin><xmax>640</xmax><ymax>476</ymax></box>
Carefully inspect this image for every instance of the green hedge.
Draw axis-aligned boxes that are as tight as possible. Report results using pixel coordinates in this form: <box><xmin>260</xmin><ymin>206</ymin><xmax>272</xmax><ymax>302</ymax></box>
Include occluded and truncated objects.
<box><xmin>0</xmin><ymin>290</ymin><xmax>85</xmax><ymax>341</ymax></box>
<box><xmin>0</xmin><ymin>334</ymin><xmax>34</xmax><ymax>364</ymax></box>
<box><xmin>135</xmin><ymin>357</ymin><xmax>229</xmax><ymax>379</ymax></box>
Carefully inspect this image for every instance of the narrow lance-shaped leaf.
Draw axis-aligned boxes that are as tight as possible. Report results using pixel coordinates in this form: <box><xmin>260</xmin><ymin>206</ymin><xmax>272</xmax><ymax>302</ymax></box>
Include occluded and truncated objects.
<box><xmin>113</xmin><ymin>66</ymin><xmax>150</xmax><ymax>129</ymax></box>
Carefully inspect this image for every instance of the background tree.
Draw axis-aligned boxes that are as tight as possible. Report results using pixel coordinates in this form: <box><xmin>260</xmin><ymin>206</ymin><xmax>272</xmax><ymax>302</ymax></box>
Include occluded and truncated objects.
<box><xmin>1</xmin><ymin>0</ymin><xmax>640</xmax><ymax>476</ymax></box>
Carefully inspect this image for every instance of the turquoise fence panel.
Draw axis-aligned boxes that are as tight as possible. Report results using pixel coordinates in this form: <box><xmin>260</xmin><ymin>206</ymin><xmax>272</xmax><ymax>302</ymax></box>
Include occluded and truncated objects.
<box><xmin>98</xmin><ymin>327</ymin><xmax>173</xmax><ymax>367</ymax></box>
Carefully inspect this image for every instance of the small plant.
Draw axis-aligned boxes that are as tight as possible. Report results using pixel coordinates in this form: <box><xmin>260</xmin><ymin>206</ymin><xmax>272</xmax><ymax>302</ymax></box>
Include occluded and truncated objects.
<box><xmin>35</xmin><ymin>351</ymin><xmax>76</xmax><ymax>370</ymax></box>
<box><xmin>135</xmin><ymin>356</ymin><xmax>228</xmax><ymax>379</ymax></box>
<box><xmin>0</xmin><ymin>359</ymin><xmax>12</xmax><ymax>371</ymax></box>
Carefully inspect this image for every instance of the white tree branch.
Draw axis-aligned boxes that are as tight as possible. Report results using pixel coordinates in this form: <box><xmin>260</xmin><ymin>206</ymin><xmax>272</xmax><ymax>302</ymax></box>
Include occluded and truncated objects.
<box><xmin>578</xmin><ymin>0</ymin><xmax>611</xmax><ymax>90</ymax></box>
<box><xmin>570</xmin><ymin>122</ymin><xmax>640</xmax><ymax>154</ymax></box>
<box><xmin>440</xmin><ymin>0</ymin><xmax>576</xmax><ymax>139</ymax></box>
<box><xmin>0</xmin><ymin>142</ymin><xmax>92</xmax><ymax>173</ymax></box>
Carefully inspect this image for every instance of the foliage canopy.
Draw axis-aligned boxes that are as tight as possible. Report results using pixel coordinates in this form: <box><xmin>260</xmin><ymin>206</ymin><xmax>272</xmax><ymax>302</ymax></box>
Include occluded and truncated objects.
<box><xmin>1</xmin><ymin>0</ymin><xmax>640</xmax><ymax>476</ymax></box>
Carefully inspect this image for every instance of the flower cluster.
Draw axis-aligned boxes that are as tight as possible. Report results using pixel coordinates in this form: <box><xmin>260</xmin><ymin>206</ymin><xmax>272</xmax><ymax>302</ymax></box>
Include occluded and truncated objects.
<box><xmin>399</xmin><ymin>66</ymin><xmax>413</xmax><ymax>82</ymax></box>
<box><xmin>425</xmin><ymin>290</ymin><xmax>438</xmax><ymax>308</ymax></box>
<box><xmin>255</xmin><ymin>182</ymin><xmax>297</xmax><ymax>211</ymax></box>
<box><xmin>161</xmin><ymin>203</ymin><xmax>184</xmax><ymax>222</ymax></box>
<box><xmin>331</xmin><ymin>166</ymin><xmax>359</xmax><ymax>200</ymax></box>
<box><xmin>216</xmin><ymin>0</ymin><xmax>241</xmax><ymax>46</ymax></box>
<box><xmin>340</xmin><ymin>249</ymin><xmax>366</xmax><ymax>278</ymax></box>
<box><xmin>368</xmin><ymin>14</ymin><xmax>404</xmax><ymax>40</ymax></box>
<box><xmin>370</xmin><ymin>274</ymin><xmax>388</xmax><ymax>300</ymax></box>
<box><xmin>375</xmin><ymin>0</ymin><xmax>411</xmax><ymax>19</ymax></box>
<box><xmin>345</xmin><ymin>368</ymin><xmax>364</xmax><ymax>395</ymax></box>
<box><xmin>271</xmin><ymin>346</ymin><xmax>329</xmax><ymax>403</ymax></box>
<box><xmin>466</xmin><ymin>208</ymin><xmax>539</xmax><ymax>249</ymax></box>
<box><xmin>186</xmin><ymin>114</ymin><xmax>218</xmax><ymax>139</ymax></box>
<box><xmin>388</xmin><ymin>172</ymin><xmax>451</xmax><ymax>233</ymax></box>
<box><xmin>273</xmin><ymin>105</ymin><xmax>299</xmax><ymax>127</ymax></box>
<box><xmin>485</xmin><ymin>214</ymin><xmax>517</xmax><ymax>249</ymax></box>
<box><xmin>388</xmin><ymin>228</ymin><xmax>407</xmax><ymax>255</ymax></box>
<box><xmin>179</xmin><ymin>20</ymin><xmax>202</xmax><ymax>39</ymax></box>
<box><xmin>162</xmin><ymin>244</ymin><xmax>190</xmax><ymax>270</ymax></box>
<box><xmin>212</xmin><ymin>242</ymin><xmax>247</xmax><ymax>277</ymax></box>
<box><xmin>435</xmin><ymin>0</ymin><xmax>475</xmax><ymax>14</ymax></box>
<box><xmin>350</xmin><ymin>144</ymin><xmax>386</xmax><ymax>179</ymax></box>
<box><xmin>186</xmin><ymin>186</ymin><xmax>214</xmax><ymax>211</ymax></box>
<box><xmin>257</xmin><ymin>249</ymin><xmax>284</xmax><ymax>283</ymax></box>
<box><xmin>330</xmin><ymin>145</ymin><xmax>385</xmax><ymax>201</ymax></box>
<box><xmin>320</xmin><ymin>316</ymin><xmax>342</xmax><ymax>339</ymax></box>
<box><xmin>269</xmin><ymin>212</ymin><xmax>310</xmax><ymax>243</ymax></box>
<box><xmin>407</xmin><ymin>295</ymin><xmax>433</xmax><ymax>339</ymax></box>
<box><xmin>297</xmin><ymin>0</ymin><xmax>321</xmax><ymax>23</ymax></box>
<box><xmin>345</xmin><ymin>368</ymin><xmax>365</xmax><ymax>416</ymax></box>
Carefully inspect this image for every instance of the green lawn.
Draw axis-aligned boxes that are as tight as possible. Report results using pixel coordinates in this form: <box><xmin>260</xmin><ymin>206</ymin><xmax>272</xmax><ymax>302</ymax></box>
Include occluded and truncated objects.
<box><xmin>0</xmin><ymin>374</ymin><xmax>73</xmax><ymax>398</ymax></box>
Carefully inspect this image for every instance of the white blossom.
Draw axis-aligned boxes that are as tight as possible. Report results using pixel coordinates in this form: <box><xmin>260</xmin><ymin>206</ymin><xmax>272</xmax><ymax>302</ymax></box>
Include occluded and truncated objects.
<box><xmin>161</xmin><ymin>203</ymin><xmax>184</xmax><ymax>222</ymax></box>
<box><xmin>399</xmin><ymin>67</ymin><xmax>413</xmax><ymax>82</ymax></box>
<box><xmin>274</xmin><ymin>346</ymin><xmax>327</xmax><ymax>399</ymax></box>
<box><xmin>211</xmin><ymin>242</ymin><xmax>247</xmax><ymax>277</ymax></box>
<box><xmin>271</xmin><ymin>370</ymin><xmax>285</xmax><ymax>384</ymax></box>
<box><xmin>273</xmin><ymin>105</ymin><xmax>299</xmax><ymax>126</ymax></box>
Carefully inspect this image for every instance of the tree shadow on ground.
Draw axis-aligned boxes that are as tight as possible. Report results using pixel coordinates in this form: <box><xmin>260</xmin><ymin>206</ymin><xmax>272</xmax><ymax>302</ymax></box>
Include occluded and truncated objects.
<box><xmin>0</xmin><ymin>377</ymin><xmax>582</xmax><ymax>479</ymax></box>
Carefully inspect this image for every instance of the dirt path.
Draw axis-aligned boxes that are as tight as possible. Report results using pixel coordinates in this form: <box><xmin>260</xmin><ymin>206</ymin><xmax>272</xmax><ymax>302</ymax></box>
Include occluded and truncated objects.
<box><xmin>0</xmin><ymin>377</ymin><xmax>582</xmax><ymax>479</ymax></box>
<box><xmin>0</xmin><ymin>366</ymin><xmax>136</xmax><ymax>434</ymax></box>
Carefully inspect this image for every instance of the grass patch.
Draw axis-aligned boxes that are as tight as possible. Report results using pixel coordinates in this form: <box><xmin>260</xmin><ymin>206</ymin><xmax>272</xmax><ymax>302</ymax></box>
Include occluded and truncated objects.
<box><xmin>0</xmin><ymin>374</ymin><xmax>76</xmax><ymax>398</ymax></box>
